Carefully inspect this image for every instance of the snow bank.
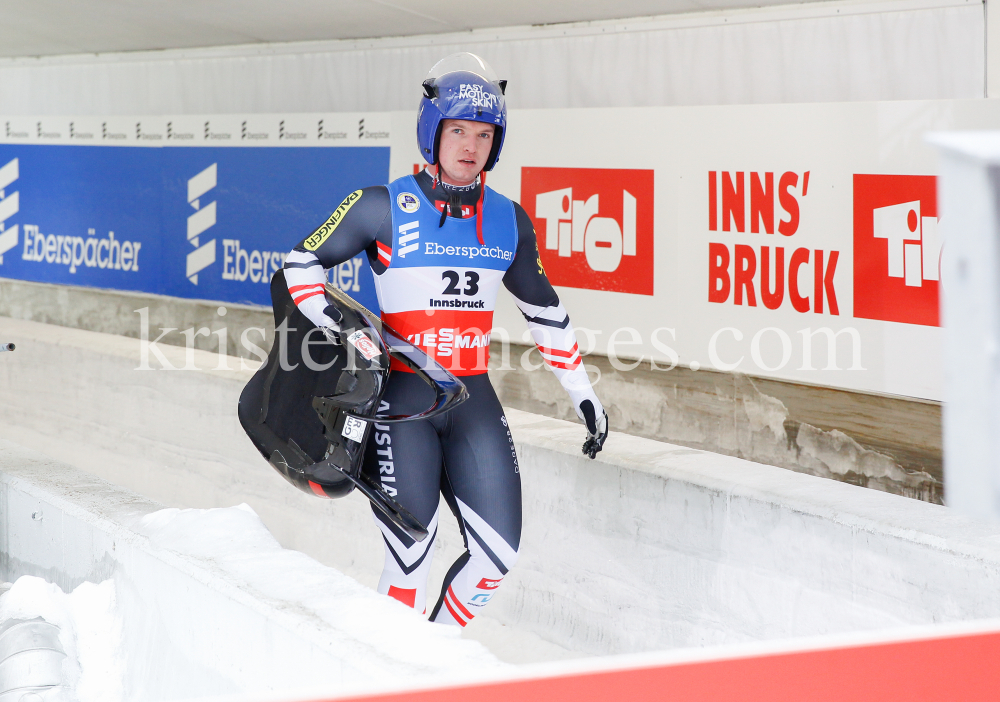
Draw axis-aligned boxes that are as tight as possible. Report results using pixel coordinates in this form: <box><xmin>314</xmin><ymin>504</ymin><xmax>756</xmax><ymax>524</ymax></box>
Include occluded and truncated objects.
<box><xmin>136</xmin><ymin>503</ymin><xmax>505</xmax><ymax>681</ymax></box>
<box><xmin>0</xmin><ymin>442</ymin><xmax>505</xmax><ymax>701</ymax></box>
<box><xmin>0</xmin><ymin>576</ymin><xmax>124</xmax><ymax>702</ymax></box>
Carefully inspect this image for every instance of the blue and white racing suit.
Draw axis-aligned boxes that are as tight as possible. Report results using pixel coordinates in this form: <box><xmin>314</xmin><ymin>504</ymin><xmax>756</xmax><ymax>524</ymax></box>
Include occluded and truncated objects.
<box><xmin>284</xmin><ymin>169</ymin><xmax>603</xmax><ymax>625</ymax></box>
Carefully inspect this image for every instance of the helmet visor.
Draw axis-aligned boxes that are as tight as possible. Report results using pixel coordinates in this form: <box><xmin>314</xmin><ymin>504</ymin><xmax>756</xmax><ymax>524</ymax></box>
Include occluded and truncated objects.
<box><xmin>425</xmin><ymin>52</ymin><xmax>500</xmax><ymax>84</ymax></box>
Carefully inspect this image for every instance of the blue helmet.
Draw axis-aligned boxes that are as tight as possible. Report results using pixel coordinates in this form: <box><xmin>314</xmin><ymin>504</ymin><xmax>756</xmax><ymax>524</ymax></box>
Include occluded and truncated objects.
<box><xmin>417</xmin><ymin>53</ymin><xmax>507</xmax><ymax>171</ymax></box>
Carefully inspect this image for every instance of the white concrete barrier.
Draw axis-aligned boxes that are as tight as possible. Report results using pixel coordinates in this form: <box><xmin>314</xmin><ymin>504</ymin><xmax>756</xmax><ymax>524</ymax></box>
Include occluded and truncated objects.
<box><xmin>0</xmin><ymin>441</ymin><xmax>501</xmax><ymax>700</ymax></box>
<box><xmin>2</xmin><ymin>316</ymin><xmax>1000</xmax><ymax>658</ymax></box>
<box><xmin>505</xmin><ymin>412</ymin><xmax>1000</xmax><ymax>652</ymax></box>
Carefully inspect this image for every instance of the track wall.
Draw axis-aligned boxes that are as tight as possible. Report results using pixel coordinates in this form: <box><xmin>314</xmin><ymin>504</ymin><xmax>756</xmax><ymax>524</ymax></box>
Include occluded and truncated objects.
<box><xmin>0</xmin><ymin>441</ymin><xmax>500</xmax><ymax>700</ymax></box>
<box><xmin>1</xmin><ymin>317</ymin><xmax>998</xmax><ymax>657</ymax></box>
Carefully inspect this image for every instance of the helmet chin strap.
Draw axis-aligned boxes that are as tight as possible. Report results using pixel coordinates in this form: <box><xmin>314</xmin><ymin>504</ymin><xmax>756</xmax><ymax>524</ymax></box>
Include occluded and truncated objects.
<box><xmin>431</xmin><ymin>164</ymin><xmax>487</xmax><ymax>247</ymax></box>
<box><xmin>475</xmin><ymin>171</ymin><xmax>486</xmax><ymax>246</ymax></box>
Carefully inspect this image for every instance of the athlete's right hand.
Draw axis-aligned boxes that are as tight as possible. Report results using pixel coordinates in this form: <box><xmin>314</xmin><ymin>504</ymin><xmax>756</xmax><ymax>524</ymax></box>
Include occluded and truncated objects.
<box><xmin>579</xmin><ymin>399</ymin><xmax>609</xmax><ymax>459</ymax></box>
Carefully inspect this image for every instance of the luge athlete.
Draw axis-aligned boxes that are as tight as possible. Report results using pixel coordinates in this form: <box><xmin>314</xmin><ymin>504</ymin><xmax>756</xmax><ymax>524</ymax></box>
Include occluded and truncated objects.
<box><xmin>282</xmin><ymin>53</ymin><xmax>609</xmax><ymax>626</ymax></box>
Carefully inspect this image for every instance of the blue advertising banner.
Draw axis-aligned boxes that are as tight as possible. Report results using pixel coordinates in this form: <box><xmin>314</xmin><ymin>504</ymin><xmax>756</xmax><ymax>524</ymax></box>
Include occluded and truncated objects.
<box><xmin>0</xmin><ymin>143</ymin><xmax>389</xmax><ymax>313</ymax></box>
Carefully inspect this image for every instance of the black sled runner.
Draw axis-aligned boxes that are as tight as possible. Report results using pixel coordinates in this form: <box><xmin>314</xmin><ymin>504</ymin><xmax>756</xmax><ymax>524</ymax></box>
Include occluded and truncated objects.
<box><xmin>238</xmin><ymin>270</ymin><xmax>468</xmax><ymax>541</ymax></box>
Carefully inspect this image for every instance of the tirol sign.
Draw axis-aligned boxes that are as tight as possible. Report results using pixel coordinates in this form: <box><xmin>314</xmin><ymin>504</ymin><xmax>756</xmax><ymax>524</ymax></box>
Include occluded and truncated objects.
<box><xmin>704</xmin><ymin>170</ymin><xmax>942</xmax><ymax>326</ymax></box>
<box><xmin>853</xmin><ymin>174</ymin><xmax>940</xmax><ymax>327</ymax></box>
<box><xmin>465</xmin><ymin>102</ymin><xmax>1000</xmax><ymax>403</ymax></box>
<box><xmin>520</xmin><ymin>167</ymin><xmax>655</xmax><ymax>295</ymax></box>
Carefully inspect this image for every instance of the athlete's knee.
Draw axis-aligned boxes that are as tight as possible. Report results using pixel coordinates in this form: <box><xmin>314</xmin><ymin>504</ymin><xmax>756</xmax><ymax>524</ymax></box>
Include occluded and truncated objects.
<box><xmin>467</xmin><ymin>534</ymin><xmax>518</xmax><ymax>580</ymax></box>
<box><xmin>455</xmin><ymin>498</ymin><xmax>520</xmax><ymax>575</ymax></box>
<box><xmin>433</xmin><ymin>542</ymin><xmax>518</xmax><ymax>627</ymax></box>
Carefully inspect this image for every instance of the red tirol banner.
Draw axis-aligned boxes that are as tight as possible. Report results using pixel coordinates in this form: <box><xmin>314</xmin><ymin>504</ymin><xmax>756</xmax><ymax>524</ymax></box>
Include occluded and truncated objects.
<box><xmin>520</xmin><ymin>166</ymin><xmax>655</xmax><ymax>296</ymax></box>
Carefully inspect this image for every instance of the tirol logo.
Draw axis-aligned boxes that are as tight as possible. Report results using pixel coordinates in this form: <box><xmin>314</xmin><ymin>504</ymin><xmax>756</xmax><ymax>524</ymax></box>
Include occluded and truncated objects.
<box><xmin>347</xmin><ymin>330</ymin><xmax>381</xmax><ymax>361</ymax></box>
<box><xmin>521</xmin><ymin>167</ymin><xmax>654</xmax><ymax>295</ymax></box>
<box><xmin>458</xmin><ymin>83</ymin><xmax>498</xmax><ymax>109</ymax></box>
<box><xmin>186</xmin><ymin>164</ymin><xmax>218</xmax><ymax>285</ymax></box>
<box><xmin>0</xmin><ymin>158</ymin><xmax>19</xmax><ymax>264</ymax></box>
<box><xmin>853</xmin><ymin>175</ymin><xmax>940</xmax><ymax>326</ymax></box>
<box><xmin>397</xmin><ymin>192</ymin><xmax>419</xmax><ymax>213</ymax></box>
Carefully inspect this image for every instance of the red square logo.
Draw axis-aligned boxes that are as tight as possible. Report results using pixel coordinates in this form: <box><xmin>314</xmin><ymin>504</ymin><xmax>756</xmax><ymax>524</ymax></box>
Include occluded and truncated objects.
<box><xmin>520</xmin><ymin>167</ymin><xmax>654</xmax><ymax>295</ymax></box>
<box><xmin>853</xmin><ymin>174</ymin><xmax>940</xmax><ymax>326</ymax></box>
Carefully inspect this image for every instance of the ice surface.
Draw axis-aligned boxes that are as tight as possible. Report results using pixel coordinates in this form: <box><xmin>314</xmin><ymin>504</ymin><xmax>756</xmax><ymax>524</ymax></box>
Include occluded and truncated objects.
<box><xmin>0</xmin><ymin>576</ymin><xmax>125</xmax><ymax>702</ymax></box>
<box><xmin>136</xmin><ymin>503</ymin><xmax>507</xmax><ymax>682</ymax></box>
<box><xmin>0</xmin><ymin>503</ymin><xmax>507</xmax><ymax>702</ymax></box>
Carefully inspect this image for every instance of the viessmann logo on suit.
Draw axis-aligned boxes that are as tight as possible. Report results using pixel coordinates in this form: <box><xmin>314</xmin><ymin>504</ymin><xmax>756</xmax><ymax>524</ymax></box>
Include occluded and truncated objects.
<box><xmin>521</xmin><ymin>167</ymin><xmax>655</xmax><ymax>295</ymax></box>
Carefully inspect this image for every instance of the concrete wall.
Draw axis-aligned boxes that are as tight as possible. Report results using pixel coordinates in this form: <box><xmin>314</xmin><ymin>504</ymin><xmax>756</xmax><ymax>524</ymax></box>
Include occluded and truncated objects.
<box><xmin>0</xmin><ymin>315</ymin><xmax>996</xmax><ymax>658</ymax></box>
<box><xmin>0</xmin><ymin>277</ymin><xmax>943</xmax><ymax>503</ymax></box>
<box><xmin>0</xmin><ymin>441</ymin><xmax>500</xmax><ymax>701</ymax></box>
<box><xmin>492</xmin><ymin>348</ymin><xmax>943</xmax><ymax>504</ymax></box>
<box><xmin>504</xmin><ymin>412</ymin><xmax>1000</xmax><ymax>652</ymax></box>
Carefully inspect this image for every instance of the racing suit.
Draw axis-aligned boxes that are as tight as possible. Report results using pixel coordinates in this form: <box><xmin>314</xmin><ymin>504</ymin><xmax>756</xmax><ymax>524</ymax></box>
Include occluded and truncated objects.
<box><xmin>284</xmin><ymin>169</ymin><xmax>603</xmax><ymax>625</ymax></box>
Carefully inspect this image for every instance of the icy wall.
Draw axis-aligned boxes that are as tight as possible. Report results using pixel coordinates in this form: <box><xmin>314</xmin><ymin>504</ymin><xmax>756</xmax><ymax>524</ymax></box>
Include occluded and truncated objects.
<box><xmin>0</xmin><ymin>441</ymin><xmax>503</xmax><ymax>700</ymax></box>
<box><xmin>2</xmin><ymin>317</ymin><xmax>1000</xmax><ymax>661</ymax></box>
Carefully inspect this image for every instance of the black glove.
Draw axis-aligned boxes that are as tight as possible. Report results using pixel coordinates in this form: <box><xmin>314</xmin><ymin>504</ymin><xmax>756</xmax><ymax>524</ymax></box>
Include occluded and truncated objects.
<box><xmin>579</xmin><ymin>399</ymin><xmax>609</xmax><ymax>459</ymax></box>
<box><xmin>319</xmin><ymin>304</ymin><xmax>344</xmax><ymax>345</ymax></box>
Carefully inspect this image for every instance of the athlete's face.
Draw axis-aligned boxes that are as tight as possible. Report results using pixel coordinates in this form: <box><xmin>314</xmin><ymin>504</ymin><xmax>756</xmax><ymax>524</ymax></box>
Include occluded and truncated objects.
<box><xmin>436</xmin><ymin>119</ymin><xmax>495</xmax><ymax>186</ymax></box>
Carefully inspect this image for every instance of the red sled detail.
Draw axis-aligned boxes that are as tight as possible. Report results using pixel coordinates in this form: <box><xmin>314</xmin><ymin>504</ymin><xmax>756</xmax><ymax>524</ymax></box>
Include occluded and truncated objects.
<box><xmin>477</xmin><ymin>577</ymin><xmax>503</xmax><ymax>590</ymax></box>
<box><xmin>306</xmin><ymin>480</ymin><xmax>329</xmax><ymax>497</ymax></box>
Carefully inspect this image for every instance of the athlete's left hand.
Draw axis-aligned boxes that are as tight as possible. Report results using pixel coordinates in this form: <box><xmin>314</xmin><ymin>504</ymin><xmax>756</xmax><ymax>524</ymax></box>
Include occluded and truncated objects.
<box><xmin>319</xmin><ymin>322</ymin><xmax>343</xmax><ymax>345</ymax></box>
<box><xmin>578</xmin><ymin>398</ymin><xmax>609</xmax><ymax>459</ymax></box>
<box><xmin>318</xmin><ymin>304</ymin><xmax>344</xmax><ymax>345</ymax></box>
